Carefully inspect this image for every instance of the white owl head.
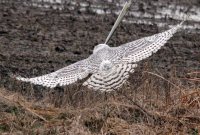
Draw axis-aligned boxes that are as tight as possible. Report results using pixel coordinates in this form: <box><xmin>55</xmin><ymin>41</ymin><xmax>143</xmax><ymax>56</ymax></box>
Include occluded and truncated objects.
<box><xmin>93</xmin><ymin>44</ymin><xmax>109</xmax><ymax>54</ymax></box>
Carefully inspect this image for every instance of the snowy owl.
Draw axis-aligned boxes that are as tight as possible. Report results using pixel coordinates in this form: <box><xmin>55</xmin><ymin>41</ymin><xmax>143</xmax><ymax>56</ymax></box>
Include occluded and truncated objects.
<box><xmin>16</xmin><ymin>21</ymin><xmax>184</xmax><ymax>91</ymax></box>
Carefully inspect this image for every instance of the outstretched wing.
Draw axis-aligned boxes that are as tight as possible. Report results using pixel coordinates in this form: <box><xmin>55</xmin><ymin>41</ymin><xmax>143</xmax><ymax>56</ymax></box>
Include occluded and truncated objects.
<box><xmin>83</xmin><ymin>63</ymin><xmax>137</xmax><ymax>92</ymax></box>
<box><xmin>16</xmin><ymin>59</ymin><xmax>90</xmax><ymax>88</ymax></box>
<box><xmin>83</xmin><ymin>22</ymin><xmax>183</xmax><ymax>92</ymax></box>
<box><xmin>117</xmin><ymin>21</ymin><xmax>183</xmax><ymax>63</ymax></box>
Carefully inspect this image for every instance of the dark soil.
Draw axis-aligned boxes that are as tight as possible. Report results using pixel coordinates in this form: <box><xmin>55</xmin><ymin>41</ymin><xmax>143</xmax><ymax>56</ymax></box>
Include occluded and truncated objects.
<box><xmin>0</xmin><ymin>1</ymin><xmax>199</xmax><ymax>100</ymax></box>
<box><xmin>0</xmin><ymin>1</ymin><xmax>200</xmax><ymax>134</ymax></box>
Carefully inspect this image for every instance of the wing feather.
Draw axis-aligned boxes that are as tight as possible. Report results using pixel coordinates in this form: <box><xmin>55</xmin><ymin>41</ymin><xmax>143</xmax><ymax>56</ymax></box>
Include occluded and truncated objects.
<box><xmin>118</xmin><ymin>21</ymin><xmax>183</xmax><ymax>63</ymax></box>
<box><xmin>83</xmin><ymin>63</ymin><xmax>137</xmax><ymax>92</ymax></box>
<box><xmin>16</xmin><ymin>22</ymin><xmax>183</xmax><ymax>91</ymax></box>
<box><xmin>16</xmin><ymin>59</ymin><xmax>90</xmax><ymax>88</ymax></box>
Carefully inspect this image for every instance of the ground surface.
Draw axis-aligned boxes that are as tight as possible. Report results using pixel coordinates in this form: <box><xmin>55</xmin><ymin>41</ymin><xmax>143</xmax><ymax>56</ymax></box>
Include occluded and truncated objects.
<box><xmin>0</xmin><ymin>0</ymin><xmax>200</xmax><ymax>134</ymax></box>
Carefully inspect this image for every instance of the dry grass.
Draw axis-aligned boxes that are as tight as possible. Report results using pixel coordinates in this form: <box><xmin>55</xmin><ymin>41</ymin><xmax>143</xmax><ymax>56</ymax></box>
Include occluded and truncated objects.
<box><xmin>0</xmin><ymin>69</ymin><xmax>199</xmax><ymax>135</ymax></box>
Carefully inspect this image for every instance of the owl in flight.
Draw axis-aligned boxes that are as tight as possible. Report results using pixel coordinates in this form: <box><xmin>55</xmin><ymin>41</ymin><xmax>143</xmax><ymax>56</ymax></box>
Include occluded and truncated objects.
<box><xmin>16</xmin><ymin>21</ymin><xmax>183</xmax><ymax>92</ymax></box>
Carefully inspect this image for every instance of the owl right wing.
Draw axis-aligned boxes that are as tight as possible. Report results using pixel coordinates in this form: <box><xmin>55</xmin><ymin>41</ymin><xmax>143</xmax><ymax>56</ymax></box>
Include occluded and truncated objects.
<box><xmin>82</xmin><ymin>22</ymin><xmax>184</xmax><ymax>92</ymax></box>
<box><xmin>16</xmin><ymin>59</ymin><xmax>91</xmax><ymax>88</ymax></box>
<box><xmin>117</xmin><ymin>21</ymin><xmax>184</xmax><ymax>63</ymax></box>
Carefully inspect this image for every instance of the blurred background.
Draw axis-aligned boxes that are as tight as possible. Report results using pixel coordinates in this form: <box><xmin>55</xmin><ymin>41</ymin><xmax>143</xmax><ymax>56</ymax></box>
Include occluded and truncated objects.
<box><xmin>0</xmin><ymin>0</ymin><xmax>199</xmax><ymax>134</ymax></box>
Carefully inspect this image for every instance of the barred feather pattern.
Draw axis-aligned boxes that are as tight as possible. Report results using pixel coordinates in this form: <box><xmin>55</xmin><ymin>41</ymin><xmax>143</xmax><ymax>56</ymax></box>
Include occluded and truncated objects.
<box><xmin>16</xmin><ymin>22</ymin><xmax>183</xmax><ymax>91</ymax></box>
<box><xmin>83</xmin><ymin>63</ymin><xmax>137</xmax><ymax>92</ymax></box>
<box><xmin>118</xmin><ymin>21</ymin><xmax>183</xmax><ymax>63</ymax></box>
<box><xmin>16</xmin><ymin>59</ymin><xmax>90</xmax><ymax>88</ymax></box>
<box><xmin>83</xmin><ymin>22</ymin><xmax>183</xmax><ymax>91</ymax></box>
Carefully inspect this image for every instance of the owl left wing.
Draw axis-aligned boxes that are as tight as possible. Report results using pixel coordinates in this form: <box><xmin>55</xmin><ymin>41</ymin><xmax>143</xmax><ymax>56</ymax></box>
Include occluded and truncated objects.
<box><xmin>117</xmin><ymin>21</ymin><xmax>184</xmax><ymax>63</ymax></box>
<box><xmin>16</xmin><ymin>59</ymin><xmax>91</xmax><ymax>88</ymax></box>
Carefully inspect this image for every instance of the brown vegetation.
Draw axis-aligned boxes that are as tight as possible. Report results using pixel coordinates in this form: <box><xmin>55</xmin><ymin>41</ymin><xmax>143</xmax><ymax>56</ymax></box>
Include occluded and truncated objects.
<box><xmin>0</xmin><ymin>69</ymin><xmax>199</xmax><ymax>134</ymax></box>
<box><xmin>0</xmin><ymin>0</ymin><xmax>200</xmax><ymax>134</ymax></box>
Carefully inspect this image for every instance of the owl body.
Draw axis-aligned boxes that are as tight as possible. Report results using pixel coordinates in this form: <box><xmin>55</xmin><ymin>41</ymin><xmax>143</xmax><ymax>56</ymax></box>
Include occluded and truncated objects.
<box><xmin>84</xmin><ymin>46</ymin><xmax>118</xmax><ymax>74</ymax></box>
<box><xmin>16</xmin><ymin>22</ymin><xmax>183</xmax><ymax>91</ymax></box>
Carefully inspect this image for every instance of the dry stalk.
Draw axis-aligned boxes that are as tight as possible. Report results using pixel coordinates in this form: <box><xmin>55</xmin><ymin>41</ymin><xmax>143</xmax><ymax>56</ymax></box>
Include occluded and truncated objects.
<box><xmin>0</xmin><ymin>89</ymin><xmax>48</xmax><ymax>122</ymax></box>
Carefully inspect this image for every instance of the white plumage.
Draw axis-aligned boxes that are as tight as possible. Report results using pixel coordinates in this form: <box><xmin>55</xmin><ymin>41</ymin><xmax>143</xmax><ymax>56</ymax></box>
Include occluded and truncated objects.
<box><xmin>16</xmin><ymin>22</ymin><xmax>183</xmax><ymax>91</ymax></box>
<box><xmin>83</xmin><ymin>63</ymin><xmax>137</xmax><ymax>91</ymax></box>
